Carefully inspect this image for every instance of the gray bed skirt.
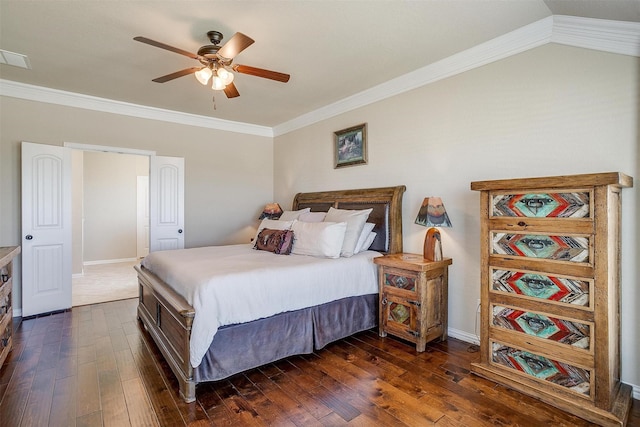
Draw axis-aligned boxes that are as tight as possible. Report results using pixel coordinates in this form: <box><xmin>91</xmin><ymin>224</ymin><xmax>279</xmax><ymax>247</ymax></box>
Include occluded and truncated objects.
<box><xmin>193</xmin><ymin>293</ymin><xmax>378</xmax><ymax>382</ymax></box>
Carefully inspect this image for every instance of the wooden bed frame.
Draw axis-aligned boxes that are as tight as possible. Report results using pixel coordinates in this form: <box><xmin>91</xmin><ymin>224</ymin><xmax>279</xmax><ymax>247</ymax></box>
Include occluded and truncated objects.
<box><xmin>135</xmin><ymin>185</ymin><xmax>406</xmax><ymax>402</ymax></box>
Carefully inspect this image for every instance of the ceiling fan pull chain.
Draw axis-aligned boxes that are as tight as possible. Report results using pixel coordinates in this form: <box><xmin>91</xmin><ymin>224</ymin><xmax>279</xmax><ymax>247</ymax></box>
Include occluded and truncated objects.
<box><xmin>212</xmin><ymin>94</ymin><xmax>217</xmax><ymax>110</ymax></box>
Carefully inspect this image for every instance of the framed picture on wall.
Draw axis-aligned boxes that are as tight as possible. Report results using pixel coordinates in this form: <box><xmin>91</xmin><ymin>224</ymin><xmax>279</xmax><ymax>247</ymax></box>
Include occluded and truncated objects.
<box><xmin>334</xmin><ymin>123</ymin><xmax>367</xmax><ymax>168</ymax></box>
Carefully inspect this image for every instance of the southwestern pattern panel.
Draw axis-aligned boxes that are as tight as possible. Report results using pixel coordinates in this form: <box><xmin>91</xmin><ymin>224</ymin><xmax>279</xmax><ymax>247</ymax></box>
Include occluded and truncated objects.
<box><xmin>492</xmin><ymin>269</ymin><xmax>590</xmax><ymax>307</ymax></box>
<box><xmin>492</xmin><ymin>192</ymin><xmax>590</xmax><ymax>218</ymax></box>
<box><xmin>384</xmin><ymin>273</ymin><xmax>416</xmax><ymax>292</ymax></box>
<box><xmin>389</xmin><ymin>302</ymin><xmax>411</xmax><ymax>325</ymax></box>
<box><xmin>492</xmin><ymin>306</ymin><xmax>590</xmax><ymax>349</ymax></box>
<box><xmin>492</xmin><ymin>233</ymin><xmax>589</xmax><ymax>263</ymax></box>
<box><xmin>492</xmin><ymin>342</ymin><xmax>591</xmax><ymax>396</ymax></box>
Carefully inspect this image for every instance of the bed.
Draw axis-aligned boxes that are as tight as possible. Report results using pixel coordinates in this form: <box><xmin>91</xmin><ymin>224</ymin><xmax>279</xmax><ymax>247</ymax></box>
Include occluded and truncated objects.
<box><xmin>135</xmin><ymin>185</ymin><xmax>405</xmax><ymax>402</ymax></box>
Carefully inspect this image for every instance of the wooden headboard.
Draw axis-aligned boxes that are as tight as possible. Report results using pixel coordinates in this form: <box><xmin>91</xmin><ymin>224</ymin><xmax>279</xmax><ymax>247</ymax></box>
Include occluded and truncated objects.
<box><xmin>292</xmin><ymin>186</ymin><xmax>406</xmax><ymax>254</ymax></box>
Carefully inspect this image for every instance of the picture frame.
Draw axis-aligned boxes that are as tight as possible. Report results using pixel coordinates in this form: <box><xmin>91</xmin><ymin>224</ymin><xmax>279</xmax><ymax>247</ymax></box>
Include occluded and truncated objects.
<box><xmin>334</xmin><ymin>123</ymin><xmax>367</xmax><ymax>168</ymax></box>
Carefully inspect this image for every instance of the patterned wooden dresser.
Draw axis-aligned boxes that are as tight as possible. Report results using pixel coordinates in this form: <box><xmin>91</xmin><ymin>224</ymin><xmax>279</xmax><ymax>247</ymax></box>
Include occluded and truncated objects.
<box><xmin>0</xmin><ymin>246</ymin><xmax>20</xmax><ymax>368</ymax></box>
<box><xmin>470</xmin><ymin>172</ymin><xmax>633</xmax><ymax>426</ymax></box>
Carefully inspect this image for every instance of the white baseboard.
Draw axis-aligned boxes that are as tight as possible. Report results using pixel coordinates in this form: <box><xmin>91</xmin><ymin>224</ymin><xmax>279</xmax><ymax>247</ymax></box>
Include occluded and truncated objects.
<box><xmin>448</xmin><ymin>326</ymin><xmax>480</xmax><ymax>346</ymax></box>
<box><xmin>83</xmin><ymin>257</ymin><xmax>137</xmax><ymax>266</ymax></box>
<box><xmin>448</xmin><ymin>327</ymin><xmax>640</xmax><ymax>400</ymax></box>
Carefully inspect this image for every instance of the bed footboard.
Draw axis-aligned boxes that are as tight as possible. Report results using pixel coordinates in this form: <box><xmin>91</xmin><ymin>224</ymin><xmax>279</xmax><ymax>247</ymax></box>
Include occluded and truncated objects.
<box><xmin>135</xmin><ymin>264</ymin><xmax>197</xmax><ymax>402</ymax></box>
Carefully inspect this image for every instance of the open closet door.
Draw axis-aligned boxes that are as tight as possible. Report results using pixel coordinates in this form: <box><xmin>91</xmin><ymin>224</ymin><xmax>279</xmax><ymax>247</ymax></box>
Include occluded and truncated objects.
<box><xmin>21</xmin><ymin>142</ymin><xmax>72</xmax><ymax>317</ymax></box>
<box><xmin>149</xmin><ymin>156</ymin><xmax>185</xmax><ymax>252</ymax></box>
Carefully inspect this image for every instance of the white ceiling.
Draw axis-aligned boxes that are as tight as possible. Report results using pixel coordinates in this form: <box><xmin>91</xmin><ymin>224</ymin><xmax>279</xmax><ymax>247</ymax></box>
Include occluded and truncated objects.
<box><xmin>1</xmin><ymin>1</ymin><xmax>639</xmax><ymax>128</ymax></box>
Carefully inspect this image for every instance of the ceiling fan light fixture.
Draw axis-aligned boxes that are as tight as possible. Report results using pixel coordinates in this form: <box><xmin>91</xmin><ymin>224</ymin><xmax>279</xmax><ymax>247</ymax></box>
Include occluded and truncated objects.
<box><xmin>195</xmin><ymin>67</ymin><xmax>212</xmax><ymax>85</ymax></box>
<box><xmin>211</xmin><ymin>75</ymin><xmax>226</xmax><ymax>90</ymax></box>
<box><xmin>217</xmin><ymin>67</ymin><xmax>234</xmax><ymax>85</ymax></box>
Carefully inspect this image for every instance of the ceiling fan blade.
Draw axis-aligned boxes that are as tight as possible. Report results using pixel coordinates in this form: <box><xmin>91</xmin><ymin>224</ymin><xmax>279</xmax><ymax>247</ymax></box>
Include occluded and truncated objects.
<box><xmin>133</xmin><ymin>36</ymin><xmax>199</xmax><ymax>60</ymax></box>
<box><xmin>152</xmin><ymin>67</ymin><xmax>201</xmax><ymax>83</ymax></box>
<box><xmin>217</xmin><ymin>32</ymin><xmax>255</xmax><ymax>59</ymax></box>
<box><xmin>224</xmin><ymin>82</ymin><xmax>240</xmax><ymax>98</ymax></box>
<box><xmin>233</xmin><ymin>65</ymin><xmax>290</xmax><ymax>83</ymax></box>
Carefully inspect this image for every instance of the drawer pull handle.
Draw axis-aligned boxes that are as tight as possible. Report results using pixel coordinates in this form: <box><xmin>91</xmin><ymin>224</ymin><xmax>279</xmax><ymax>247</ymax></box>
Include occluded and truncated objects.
<box><xmin>521</xmin><ymin>277</ymin><xmax>553</xmax><ymax>290</ymax></box>
<box><xmin>381</xmin><ymin>297</ymin><xmax>387</xmax><ymax>306</ymax></box>
<box><xmin>521</xmin><ymin>238</ymin><xmax>553</xmax><ymax>250</ymax></box>
<box><xmin>25</xmin><ymin>235</ymin><xmax>33</xmax><ymax>240</ymax></box>
<box><xmin>518</xmin><ymin>221</ymin><xmax>526</xmax><ymax>227</ymax></box>
<box><xmin>520</xmin><ymin>197</ymin><xmax>553</xmax><ymax>211</ymax></box>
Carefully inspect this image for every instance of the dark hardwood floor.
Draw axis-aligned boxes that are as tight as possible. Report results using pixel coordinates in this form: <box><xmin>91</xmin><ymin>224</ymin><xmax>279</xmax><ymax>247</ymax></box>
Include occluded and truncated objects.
<box><xmin>0</xmin><ymin>298</ymin><xmax>638</xmax><ymax>426</ymax></box>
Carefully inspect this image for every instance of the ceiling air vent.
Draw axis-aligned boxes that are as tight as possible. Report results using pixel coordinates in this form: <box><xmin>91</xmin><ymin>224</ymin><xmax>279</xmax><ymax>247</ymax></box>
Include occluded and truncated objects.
<box><xmin>0</xmin><ymin>49</ymin><xmax>32</xmax><ymax>69</ymax></box>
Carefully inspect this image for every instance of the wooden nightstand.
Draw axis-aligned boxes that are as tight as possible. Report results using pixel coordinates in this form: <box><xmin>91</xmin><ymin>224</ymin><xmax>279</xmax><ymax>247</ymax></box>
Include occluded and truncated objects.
<box><xmin>373</xmin><ymin>253</ymin><xmax>452</xmax><ymax>352</ymax></box>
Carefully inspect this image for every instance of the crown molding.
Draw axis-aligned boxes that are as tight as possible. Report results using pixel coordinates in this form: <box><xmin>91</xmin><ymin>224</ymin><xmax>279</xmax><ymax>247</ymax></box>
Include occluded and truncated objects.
<box><xmin>273</xmin><ymin>15</ymin><xmax>640</xmax><ymax>136</ymax></box>
<box><xmin>1</xmin><ymin>15</ymin><xmax>637</xmax><ymax>139</ymax></box>
<box><xmin>552</xmin><ymin>15</ymin><xmax>640</xmax><ymax>57</ymax></box>
<box><xmin>0</xmin><ymin>79</ymin><xmax>273</xmax><ymax>137</ymax></box>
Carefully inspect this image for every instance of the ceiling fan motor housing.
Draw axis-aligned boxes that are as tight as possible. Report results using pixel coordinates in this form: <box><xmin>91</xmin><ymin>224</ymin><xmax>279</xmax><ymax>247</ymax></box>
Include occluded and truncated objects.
<box><xmin>207</xmin><ymin>31</ymin><xmax>223</xmax><ymax>45</ymax></box>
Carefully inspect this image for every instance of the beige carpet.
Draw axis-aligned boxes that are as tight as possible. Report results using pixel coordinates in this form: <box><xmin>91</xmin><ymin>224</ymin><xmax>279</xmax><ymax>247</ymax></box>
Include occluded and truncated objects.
<box><xmin>72</xmin><ymin>260</ymin><xmax>139</xmax><ymax>306</ymax></box>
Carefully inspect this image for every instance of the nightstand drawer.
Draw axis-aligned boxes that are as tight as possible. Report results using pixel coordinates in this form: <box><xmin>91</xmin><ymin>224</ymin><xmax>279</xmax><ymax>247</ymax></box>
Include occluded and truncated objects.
<box><xmin>382</xmin><ymin>268</ymin><xmax>418</xmax><ymax>293</ymax></box>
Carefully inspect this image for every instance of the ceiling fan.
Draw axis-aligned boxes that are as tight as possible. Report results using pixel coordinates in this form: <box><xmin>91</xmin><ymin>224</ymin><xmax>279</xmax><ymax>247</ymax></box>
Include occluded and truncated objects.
<box><xmin>133</xmin><ymin>30</ymin><xmax>290</xmax><ymax>99</ymax></box>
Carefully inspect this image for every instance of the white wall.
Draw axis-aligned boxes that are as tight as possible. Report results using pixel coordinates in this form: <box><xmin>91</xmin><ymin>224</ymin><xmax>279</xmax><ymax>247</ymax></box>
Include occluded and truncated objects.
<box><xmin>274</xmin><ymin>44</ymin><xmax>639</xmax><ymax>388</ymax></box>
<box><xmin>0</xmin><ymin>98</ymin><xmax>274</xmax><ymax>311</ymax></box>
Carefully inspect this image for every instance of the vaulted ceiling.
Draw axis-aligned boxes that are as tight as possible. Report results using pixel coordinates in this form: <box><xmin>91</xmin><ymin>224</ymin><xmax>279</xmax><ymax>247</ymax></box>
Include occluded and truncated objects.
<box><xmin>1</xmin><ymin>1</ymin><xmax>638</xmax><ymax>132</ymax></box>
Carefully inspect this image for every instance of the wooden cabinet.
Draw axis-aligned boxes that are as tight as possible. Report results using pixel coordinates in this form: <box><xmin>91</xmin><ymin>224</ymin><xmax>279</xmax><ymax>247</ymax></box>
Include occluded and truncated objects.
<box><xmin>470</xmin><ymin>172</ymin><xmax>633</xmax><ymax>426</ymax></box>
<box><xmin>374</xmin><ymin>253</ymin><xmax>451</xmax><ymax>351</ymax></box>
<box><xmin>0</xmin><ymin>246</ymin><xmax>20</xmax><ymax>368</ymax></box>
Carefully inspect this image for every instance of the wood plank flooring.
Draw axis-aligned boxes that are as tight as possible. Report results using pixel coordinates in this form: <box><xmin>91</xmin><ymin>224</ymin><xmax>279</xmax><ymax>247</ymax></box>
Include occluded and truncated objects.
<box><xmin>0</xmin><ymin>298</ymin><xmax>638</xmax><ymax>426</ymax></box>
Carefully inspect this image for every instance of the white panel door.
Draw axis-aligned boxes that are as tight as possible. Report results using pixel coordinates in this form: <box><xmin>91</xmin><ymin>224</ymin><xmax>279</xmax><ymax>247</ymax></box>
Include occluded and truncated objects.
<box><xmin>149</xmin><ymin>156</ymin><xmax>184</xmax><ymax>252</ymax></box>
<box><xmin>21</xmin><ymin>142</ymin><xmax>72</xmax><ymax>317</ymax></box>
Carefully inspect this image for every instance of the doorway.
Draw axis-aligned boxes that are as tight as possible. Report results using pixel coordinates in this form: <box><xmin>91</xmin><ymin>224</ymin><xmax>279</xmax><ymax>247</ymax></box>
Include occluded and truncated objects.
<box><xmin>21</xmin><ymin>141</ymin><xmax>184</xmax><ymax>317</ymax></box>
<box><xmin>71</xmin><ymin>150</ymin><xmax>149</xmax><ymax>306</ymax></box>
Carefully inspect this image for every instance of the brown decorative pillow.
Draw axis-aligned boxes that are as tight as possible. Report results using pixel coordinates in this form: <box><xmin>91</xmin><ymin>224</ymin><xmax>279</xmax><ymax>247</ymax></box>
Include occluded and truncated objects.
<box><xmin>254</xmin><ymin>228</ymin><xmax>294</xmax><ymax>255</ymax></box>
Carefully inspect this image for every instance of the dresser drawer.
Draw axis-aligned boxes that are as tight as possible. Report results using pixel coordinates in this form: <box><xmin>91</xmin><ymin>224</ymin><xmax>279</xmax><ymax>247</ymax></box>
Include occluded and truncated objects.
<box><xmin>0</xmin><ymin>279</ymin><xmax>11</xmax><ymax>316</ymax></box>
<box><xmin>491</xmin><ymin>268</ymin><xmax>592</xmax><ymax>310</ymax></box>
<box><xmin>491</xmin><ymin>191</ymin><xmax>591</xmax><ymax>218</ymax></box>
<box><xmin>490</xmin><ymin>341</ymin><xmax>592</xmax><ymax>399</ymax></box>
<box><xmin>492</xmin><ymin>232</ymin><xmax>591</xmax><ymax>263</ymax></box>
<box><xmin>492</xmin><ymin>304</ymin><xmax>591</xmax><ymax>350</ymax></box>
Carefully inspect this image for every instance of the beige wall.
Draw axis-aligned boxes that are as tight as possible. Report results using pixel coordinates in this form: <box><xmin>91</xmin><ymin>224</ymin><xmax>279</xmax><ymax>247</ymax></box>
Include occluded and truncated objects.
<box><xmin>1</xmin><ymin>41</ymin><xmax>638</xmax><ymax>390</ymax></box>
<box><xmin>71</xmin><ymin>150</ymin><xmax>84</xmax><ymax>274</ymax></box>
<box><xmin>82</xmin><ymin>151</ymin><xmax>145</xmax><ymax>262</ymax></box>
<box><xmin>274</xmin><ymin>44</ymin><xmax>639</xmax><ymax>387</ymax></box>
<box><xmin>0</xmin><ymin>99</ymin><xmax>273</xmax><ymax>310</ymax></box>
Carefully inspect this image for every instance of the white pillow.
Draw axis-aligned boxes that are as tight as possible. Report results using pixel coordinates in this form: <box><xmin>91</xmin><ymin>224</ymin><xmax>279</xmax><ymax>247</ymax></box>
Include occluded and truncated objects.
<box><xmin>298</xmin><ymin>211</ymin><xmax>326</xmax><ymax>222</ymax></box>
<box><xmin>354</xmin><ymin>222</ymin><xmax>375</xmax><ymax>253</ymax></box>
<box><xmin>291</xmin><ymin>220</ymin><xmax>347</xmax><ymax>259</ymax></box>
<box><xmin>278</xmin><ymin>208</ymin><xmax>311</xmax><ymax>221</ymax></box>
<box><xmin>253</xmin><ymin>219</ymin><xmax>294</xmax><ymax>243</ymax></box>
<box><xmin>324</xmin><ymin>207</ymin><xmax>373</xmax><ymax>257</ymax></box>
<box><xmin>355</xmin><ymin>232</ymin><xmax>377</xmax><ymax>253</ymax></box>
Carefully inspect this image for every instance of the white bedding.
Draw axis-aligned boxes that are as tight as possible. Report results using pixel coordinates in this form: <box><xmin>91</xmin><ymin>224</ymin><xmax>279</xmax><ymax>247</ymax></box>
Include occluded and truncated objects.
<box><xmin>141</xmin><ymin>244</ymin><xmax>380</xmax><ymax>367</ymax></box>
